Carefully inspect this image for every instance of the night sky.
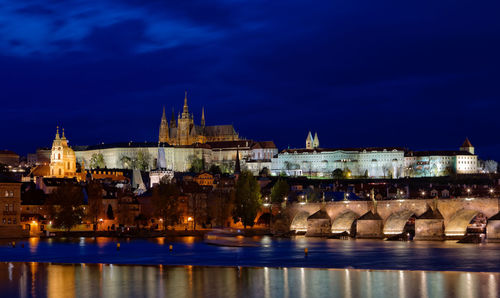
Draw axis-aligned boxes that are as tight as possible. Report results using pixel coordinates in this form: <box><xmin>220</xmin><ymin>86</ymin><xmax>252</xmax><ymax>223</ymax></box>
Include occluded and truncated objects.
<box><xmin>1</xmin><ymin>1</ymin><xmax>500</xmax><ymax>159</ymax></box>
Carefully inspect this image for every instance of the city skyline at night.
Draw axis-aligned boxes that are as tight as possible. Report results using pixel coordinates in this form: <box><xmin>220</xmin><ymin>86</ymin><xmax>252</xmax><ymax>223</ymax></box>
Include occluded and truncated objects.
<box><xmin>1</xmin><ymin>1</ymin><xmax>500</xmax><ymax>160</ymax></box>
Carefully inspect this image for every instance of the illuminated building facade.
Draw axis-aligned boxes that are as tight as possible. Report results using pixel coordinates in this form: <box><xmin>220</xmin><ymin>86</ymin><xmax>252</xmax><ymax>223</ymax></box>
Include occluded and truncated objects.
<box><xmin>158</xmin><ymin>92</ymin><xmax>239</xmax><ymax>145</ymax></box>
<box><xmin>49</xmin><ymin>127</ymin><xmax>77</xmax><ymax>178</ymax></box>
<box><xmin>271</xmin><ymin>134</ymin><xmax>479</xmax><ymax>178</ymax></box>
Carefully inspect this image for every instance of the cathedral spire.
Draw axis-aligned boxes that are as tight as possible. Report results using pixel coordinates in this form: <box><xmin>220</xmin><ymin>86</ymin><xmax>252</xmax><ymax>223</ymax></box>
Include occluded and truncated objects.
<box><xmin>62</xmin><ymin>127</ymin><xmax>66</xmax><ymax>140</ymax></box>
<box><xmin>182</xmin><ymin>90</ymin><xmax>189</xmax><ymax>117</ymax></box>
<box><xmin>201</xmin><ymin>107</ymin><xmax>205</xmax><ymax>126</ymax></box>
<box><xmin>159</xmin><ymin>106</ymin><xmax>169</xmax><ymax>143</ymax></box>
<box><xmin>55</xmin><ymin>126</ymin><xmax>60</xmax><ymax>140</ymax></box>
<box><xmin>170</xmin><ymin>107</ymin><xmax>176</xmax><ymax>128</ymax></box>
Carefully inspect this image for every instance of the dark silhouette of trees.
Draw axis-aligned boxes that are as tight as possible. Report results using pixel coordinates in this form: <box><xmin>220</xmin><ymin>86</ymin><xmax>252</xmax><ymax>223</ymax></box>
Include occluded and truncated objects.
<box><xmin>45</xmin><ymin>185</ymin><xmax>85</xmax><ymax>232</ymax></box>
<box><xmin>152</xmin><ymin>182</ymin><xmax>181</xmax><ymax>230</ymax></box>
<box><xmin>232</xmin><ymin>171</ymin><xmax>262</xmax><ymax>229</ymax></box>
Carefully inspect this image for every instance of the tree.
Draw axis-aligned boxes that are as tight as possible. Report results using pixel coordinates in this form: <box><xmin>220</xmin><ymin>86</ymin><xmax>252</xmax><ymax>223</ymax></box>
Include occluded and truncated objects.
<box><xmin>120</xmin><ymin>155</ymin><xmax>133</xmax><ymax>169</ymax></box>
<box><xmin>133</xmin><ymin>150</ymin><xmax>151</xmax><ymax>171</ymax></box>
<box><xmin>220</xmin><ymin>161</ymin><xmax>235</xmax><ymax>174</ymax></box>
<box><xmin>259</xmin><ymin>167</ymin><xmax>271</xmax><ymax>177</ymax></box>
<box><xmin>209</xmin><ymin>164</ymin><xmax>222</xmax><ymax>175</ymax></box>
<box><xmin>232</xmin><ymin>171</ymin><xmax>262</xmax><ymax>228</ymax></box>
<box><xmin>106</xmin><ymin>204</ymin><xmax>114</xmax><ymax>220</ymax></box>
<box><xmin>271</xmin><ymin>178</ymin><xmax>289</xmax><ymax>203</ymax></box>
<box><xmin>45</xmin><ymin>185</ymin><xmax>85</xmax><ymax>232</ymax></box>
<box><xmin>86</xmin><ymin>181</ymin><xmax>103</xmax><ymax>231</ymax></box>
<box><xmin>332</xmin><ymin>168</ymin><xmax>343</xmax><ymax>180</ymax></box>
<box><xmin>90</xmin><ymin>153</ymin><xmax>106</xmax><ymax>169</ymax></box>
<box><xmin>188</xmin><ymin>156</ymin><xmax>205</xmax><ymax>173</ymax></box>
<box><xmin>208</xmin><ymin>189</ymin><xmax>235</xmax><ymax>227</ymax></box>
<box><xmin>152</xmin><ymin>182</ymin><xmax>181</xmax><ymax>229</ymax></box>
<box><xmin>190</xmin><ymin>192</ymin><xmax>207</xmax><ymax>230</ymax></box>
<box><xmin>485</xmin><ymin>160</ymin><xmax>498</xmax><ymax>174</ymax></box>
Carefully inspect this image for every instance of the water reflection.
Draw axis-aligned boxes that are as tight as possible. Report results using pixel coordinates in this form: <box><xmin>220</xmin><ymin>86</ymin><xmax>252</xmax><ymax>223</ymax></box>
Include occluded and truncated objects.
<box><xmin>0</xmin><ymin>263</ymin><xmax>499</xmax><ymax>298</ymax></box>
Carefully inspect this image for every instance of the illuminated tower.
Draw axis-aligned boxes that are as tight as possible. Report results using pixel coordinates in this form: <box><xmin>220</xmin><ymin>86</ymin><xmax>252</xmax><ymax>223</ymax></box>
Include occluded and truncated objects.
<box><xmin>306</xmin><ymin>131</ymin><xmax>313</xmax><ymax>149</ymax></box>
<box><xmin>159</xmin><ymin>106</ymin><xmax>169</xmax><ymax>143</ymax></box>
<box><xmin>177</xmin><ymin>91</ymin><xmax>192</xmax><ymax>145</ymax></box>
<box><xmin>313</xmin><ymin>132</ymin><xmax>320</xmax><ymax>148</ymax></box>
<box><xmin>460</xmin><ymin>138</ymin><xmax>474</xmax><ymax>154</ymax></box>
<box><xmin>49</xmin><ymin>127</ymin><xmax>76</xmax><ymax>178</ymax></box>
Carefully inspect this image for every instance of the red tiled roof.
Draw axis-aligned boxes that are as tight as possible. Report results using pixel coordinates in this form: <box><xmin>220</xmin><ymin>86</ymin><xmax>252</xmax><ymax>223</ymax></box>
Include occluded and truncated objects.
<box><xmin>461</xmin><ymin>138</ymin><xmax>473</xmax><ymax>148</ymax></box>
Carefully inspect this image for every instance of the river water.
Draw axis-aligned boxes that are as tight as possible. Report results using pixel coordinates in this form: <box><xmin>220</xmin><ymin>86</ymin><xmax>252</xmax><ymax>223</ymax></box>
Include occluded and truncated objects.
<box><xmin>1</xmin><ymin>263</ymin><xmax>499</xmax><ymax>298</ymax></box>
<box><xmin>0</xmin><ymin>237</ymin><xmax>499</xmax><ymax>297</ymax></box>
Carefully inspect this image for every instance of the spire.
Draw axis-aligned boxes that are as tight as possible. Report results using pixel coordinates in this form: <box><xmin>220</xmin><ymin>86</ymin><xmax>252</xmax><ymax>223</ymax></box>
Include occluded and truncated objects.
<box><xmin>62</xmin><ymin>127</ymin><xmax>66</xmax><ymax>139</ymax></box>
<box><xmin>460</xmin><ymin>137</ymin><xmax>475</xmax><ymax>154</ymax></box>
<box><xmin>201</xmin><ymin>107</ymin><xmax>205</xmax><ymax>126</ymax></box>
<box><xmin>170</xmin><ymin>107</ymin><xmax>176</xmax><ymax>128</ymax></box>
<box><xmin>182</xmin><ymin>90</ymin><xmax>189</xmax><ymax>117</ymax></box>
<box><xmin>313</xmin><ymin>132</ymin><xmax>319</xmax><ymax>148</ymax></box>
<box><xmin>461</xmin><ymin>137</ymin><xmax>473</xmax><ymax>148</ymax></box>
<box><xmin>234</xmin><ymin>146</ymin><xmax>241</xmax><ymax>175</ymax></box>
<box><xmin>159</xmin><ymin>106</ymin><xmax>169</xmax><ymax>143</ymax></box>
<box><xmin>55</xmin><ymin>126</ymin><xmax>60</xmax><ymax>140</ymax></box>
<box><xmin>306</xmin><ymin>131</ymin><xmax>313</xmax><ymax>149</ymax></box>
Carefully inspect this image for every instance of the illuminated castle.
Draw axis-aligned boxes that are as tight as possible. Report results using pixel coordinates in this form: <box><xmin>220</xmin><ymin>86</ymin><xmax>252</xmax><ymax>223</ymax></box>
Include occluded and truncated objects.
<box><xmin>158</xmin><ymin>92</ymin><xmax>239</xmax><ymax>145</ymax></box>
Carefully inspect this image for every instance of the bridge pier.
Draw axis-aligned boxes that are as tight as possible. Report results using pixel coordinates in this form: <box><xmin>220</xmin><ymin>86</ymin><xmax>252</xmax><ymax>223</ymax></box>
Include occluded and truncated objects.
<box><xmin>356</xmin><ymin>211</ymin><xmax>383</xmax><ymax>239</ymax></box>
<box><xmin>487</xmin><ymin>212</ymin><xmax>500</xmax><ymax>242</ymax></box>
<box><xmin>414</xmin><ymin>206</ymin><xmax>445</xmax><ymax>240</ymax></box>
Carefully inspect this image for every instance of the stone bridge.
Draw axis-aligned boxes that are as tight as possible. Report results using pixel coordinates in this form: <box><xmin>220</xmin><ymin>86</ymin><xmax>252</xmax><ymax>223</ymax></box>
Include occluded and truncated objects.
<box><xmin>265</xmin><ymin>197</ymin><xmax>500</xmax><ymax>240</ymax></box>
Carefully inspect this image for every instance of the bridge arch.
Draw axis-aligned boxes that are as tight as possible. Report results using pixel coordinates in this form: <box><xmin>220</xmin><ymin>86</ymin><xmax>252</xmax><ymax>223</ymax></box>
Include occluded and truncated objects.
<box><xmin>290</xmin><ymin>211</ymin><xmax>310</xmax><ymax>232</ymax></box>
<box><xmin>331</xmin><ymin>210</ymin><xmax>359</xmax><ymax>235</ymax></box>
<box><xmin>445</xmin><ymin>209</ymin><xmax>481</xmax><ymax>237</ymax></box>
<box><xmin>383</xmin><ymin>210</ymin><xmax>415</xmax><ymax>235</ymax></box>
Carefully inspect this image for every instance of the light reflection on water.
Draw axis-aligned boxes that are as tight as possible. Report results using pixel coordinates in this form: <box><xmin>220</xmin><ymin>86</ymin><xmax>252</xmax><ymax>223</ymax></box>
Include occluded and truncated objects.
<box><xmin>1</xmin><ymin>263</ymin><xmax>499</xmax><ymax>298</ymax></box>
<box><xmin>2</xmin><ymin>237</ymin><xmax>500</xmax><ymax>272</ymax></box>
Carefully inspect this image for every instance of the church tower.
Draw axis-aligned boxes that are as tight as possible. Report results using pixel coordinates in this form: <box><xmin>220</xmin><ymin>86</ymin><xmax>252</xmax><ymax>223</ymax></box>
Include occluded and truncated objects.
<box><xmin>313</xmin><ymin>132</ymin><xmax>319</xmax><ymax>148</ymax></box>
<box><xmin>460</xmin><ymin>138</ymin><xmax>475</xmax><ymax>154</ymax></box>
<box><xmin>177</xmin><ymin>91</ymin><xmax>192</xmax><ymax>145</ymax></box>
<box><xmin>306</xmin><ymin>131</ymin><xmax>313</xmax><ymax>149</ymax></box>
<box><xmin>170</xmin><ymin>107</ymin><xmax>176</xmax><ymax>128</ymax></box>
<box><xmin>49</xmin><ymin>126</ymin><xmax>76</xmax><ymax>178</ymax></box>
<box><xmin>159</xmin><ymin>106</ymin><xmax>169</xmax><ymax>143</ymax></box>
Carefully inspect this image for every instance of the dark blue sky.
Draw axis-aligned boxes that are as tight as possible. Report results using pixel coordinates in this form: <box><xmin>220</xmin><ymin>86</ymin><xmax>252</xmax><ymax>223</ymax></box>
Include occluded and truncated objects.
<box><xmin>1</xmin><ymin>1</ymin><xmax>500</xmax><ymax>159</ymax></box>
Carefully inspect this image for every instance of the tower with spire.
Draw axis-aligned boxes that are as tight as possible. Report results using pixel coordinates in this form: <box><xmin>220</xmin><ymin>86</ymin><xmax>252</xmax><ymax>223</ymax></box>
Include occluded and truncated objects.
<box><xmin>156</xmin><ymin>91</ymin><xmax>239</xmax><ymax>146</ymax></box>
<box><xmin>49</xmin><ymin>126</ymin><xmax>76</xmax><ymax>178</ymax></box>
<box><xmin>306</xmin><ymin>131</ymin><xmax>314</xmax><ymax>149</ymax></box>
<box><xmin>159</xmin><ymin>106</ymin><xmax>169</xmax><ymax>143</ymax></box>
<box><xmin>313</xmin><ymin>132</ymin><xmax>320</xmax><ymax>148</ymax></box>
<box><xmin>460</xmin><ymin>138</ymin><xmax>474</xmax><ymax>154</ymax></box>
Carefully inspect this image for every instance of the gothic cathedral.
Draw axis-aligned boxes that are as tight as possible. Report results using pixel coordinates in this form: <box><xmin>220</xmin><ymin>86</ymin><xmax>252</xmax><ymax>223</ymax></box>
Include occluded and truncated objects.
<box><xmin>159</xmin><ymin>92</ymin><xmax>239</xmax><ymax>145</ymax></box>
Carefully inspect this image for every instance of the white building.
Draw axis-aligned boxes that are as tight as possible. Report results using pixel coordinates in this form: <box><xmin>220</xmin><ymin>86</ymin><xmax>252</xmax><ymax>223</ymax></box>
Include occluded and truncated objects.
<box><xmin>404</xmin><ymin>138</ymin><xmax>478</xmax><ymax>177</ymax></box>
<box><xmin>271</xmin><ymin>134</ymin><xmax>479</xmax><ymax>178</ymax></box>
<box><xmin>74</xmin><ymin>140</ymin><xmax>277</xmax><ymax>174</ymax></box>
